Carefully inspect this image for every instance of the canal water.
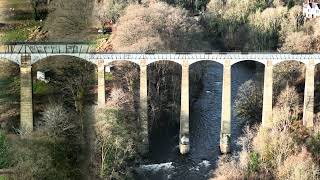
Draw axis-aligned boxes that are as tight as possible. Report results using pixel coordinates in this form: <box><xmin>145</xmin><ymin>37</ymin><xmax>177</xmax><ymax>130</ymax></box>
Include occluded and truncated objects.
<box><xmin>134</xmin><ymin>61</ymin><xmax>264</xmax><ymax>180</ymax></box>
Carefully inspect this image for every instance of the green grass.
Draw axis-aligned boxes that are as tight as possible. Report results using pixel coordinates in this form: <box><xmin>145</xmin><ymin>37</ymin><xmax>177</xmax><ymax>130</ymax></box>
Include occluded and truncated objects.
<box><xmin>105</xmin><ymin>73</ymin><xmax>113</xmax><ymax>81</ymax></box>
<box><xmin>33</xmin><ymin>80</ymin><xmax>53</xmax><ymax>96</ymax></box>
<box><xmin>89</xmin><ymin>33</ymin><xmax>111</xmax><ymax>49</ymax></box>
<box><xmin>0</xmin><ymin>21</ymin><xmax>41</xmax><ymax>42</ymax></box>
<box><xmin>1</xmin><ymin>28</ymin><xmax>28</xmax><ymax>41</ymax></box>
<box><xmin>0</xmin><ymin>0</ymin><xmax>42</xmax><ymax>41</ymax></box>
<box><xmin>0</xmin><ymin>175</ymin><xmax>7</xmax><ymax>180</ymax></box>
<box><xmin>95</xmin><ymin>34</ymin><xmax>111</xmax><ymax>41</ymax></box>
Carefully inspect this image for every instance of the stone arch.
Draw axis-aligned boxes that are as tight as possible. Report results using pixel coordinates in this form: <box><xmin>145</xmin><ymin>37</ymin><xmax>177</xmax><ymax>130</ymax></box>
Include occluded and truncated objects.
<box><xmin>273</xmin><ymin>59</ymin><xmax>306</xmax><ymax>66</ymax></box>
<box><xmin>188</xmin><ymin>60</ymin><xmax>223</xmax><ymax>154</ymax></box>
<box><xmin>189</xmin><ymin>59</ymin><xmax>224</xmax><ymax>66</ymax></box>
<box><xmin>314</xmin><ymin>59</ymin><xmax>320</xmax><ymax>66</ymax></box>
<box><xmin>147</xmin><ymin>58</ymin><xmax>182</xmax><ymax>66</ymax></box>
<box><xmin>230</xmin><ymin>59</ymin><xmax>265</xmax><ymax>147</ymax></box>
<box><xmin>230</xmin><ymin>59</ymin><xmax>266</xmax><ymax>66</ymax></box>
<box><xmin>107</xmin><ymin>59</ymin><xmax>140</xmax><ymax>67</ymax></box>
<box><xmin>147</xmin><ymin>59</ymin><xmax>182</xmax><ymax>67</ymax></box>
<box><xmin>0</xmin><ymin>54</ymin><xmax>21</xmax><ymax>65</ymax></box>
<box><xmin>30</xmin><ymin>54</ymin><xmax>94</xmax><ymax>66</ymax></box>
<box><xmin>147</xmin><ymin>59</ymin><xmax>182</xmax><ymax>155</ymax></box>
<box><xmin>0</xmin><ymin>56</ymin><xmax>20</xmax><ymax>80</ymax></box>
<box><xmin>104</xmin><ymin>60</ymin><xmax>141</xmax><ymax>89</ymax></box>
<box><xmin>272</xmin><ymin>60</ymin><xmax>306</xmax><ymax>118</ymax></box>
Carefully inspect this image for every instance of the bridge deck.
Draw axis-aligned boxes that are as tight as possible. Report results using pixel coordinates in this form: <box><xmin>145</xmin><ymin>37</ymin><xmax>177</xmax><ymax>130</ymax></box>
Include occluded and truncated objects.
<box><xmin>1</xmin><ymin>43</ymin><xmax>320</xmax><ymax>66</ymax></box>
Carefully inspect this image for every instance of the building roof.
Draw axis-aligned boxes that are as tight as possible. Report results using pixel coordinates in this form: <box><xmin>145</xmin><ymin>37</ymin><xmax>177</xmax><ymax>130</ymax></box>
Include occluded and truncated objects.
<box><xmin>305</xmin><ymin>2</ymin><xmax>320</xmax><ymax>9</ymax></box>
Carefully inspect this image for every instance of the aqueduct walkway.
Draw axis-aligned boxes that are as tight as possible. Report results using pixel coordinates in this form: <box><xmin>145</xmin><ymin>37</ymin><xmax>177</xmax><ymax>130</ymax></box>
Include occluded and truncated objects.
<box><xmin>0</xmin><ymin>43</ymin><xmax>318</xmax><ymax>154</ymax></box>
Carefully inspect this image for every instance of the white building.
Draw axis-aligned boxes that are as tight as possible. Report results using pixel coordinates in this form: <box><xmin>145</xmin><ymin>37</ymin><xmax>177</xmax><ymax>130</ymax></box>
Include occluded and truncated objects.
<box><xmin>303</xmin><ymin>1</ymin><xmax>320</xmax><ymax>19</ymax></box>
<box><xmin>36</xmin><ymin>71</ymin><xmax>49</xmax><ymax>83</ymax></box>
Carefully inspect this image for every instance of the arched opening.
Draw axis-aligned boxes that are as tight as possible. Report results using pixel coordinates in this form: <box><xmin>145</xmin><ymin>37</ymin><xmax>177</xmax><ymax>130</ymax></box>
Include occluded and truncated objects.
<box><xmin>31</xmin><ymin>55</ymin><xmax>97</xmax><ymax>127</ymax></box>
<box><xmin>102</xmin><ymin>60</ymin><xmax>141</xmax><ymax>131</ymax></box>
<box><xmin>107</xmin><ymin>60</ymin><xmax>140</xmax><ymax>95</ymax></box>
<box><xmin>273</xmin><ymin>60</ymin><xmax>306</xmax><ymax>123</ymax></box>
<box><xmin>0</xmin><ymin>59</ymin><xmax>20</xmax><ymax>132</ymax></box>
<box><xmin>231</xmin><ymin>60</ymin><xmax>265</xmax><ymax>150</ymax></box>
<box><xmin>29</xmin><ymin>55</ymin><xmax>97</xmax><ymax>179</ymax></box>
<box><xmin>189</xmin><ymin>60</ymin><xmax>223</xmax><ymax>163</ymax></box>
<box><xmin>147</xmin><ymin>60</ymin><xmax>182</xmax><ymax>162</ymax></box>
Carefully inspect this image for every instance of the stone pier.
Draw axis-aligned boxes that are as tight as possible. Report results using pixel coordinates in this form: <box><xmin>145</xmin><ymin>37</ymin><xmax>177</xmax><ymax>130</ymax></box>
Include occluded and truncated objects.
<box><xmin>140</xmin><ymin>59</ymin><xmax>149</xmax><ymax>153</ymax></box>
<box><xmin>2</xmin><ymin>46</ymin><xmax>319</xmax><ymax>152</ymax></box>
<box><xmin>220</xmin><ymin>60</ymin><xmax>231</xmax><ymax>154</ymax></box>
<box><xmin>97</xmin><ymin>60</ymin><xmax>106</xmax><ymax>107</ymax></box>
<box><xmin>179</xmin><ymin>59</ymin><xmax>190</xmax><ymax>154</ymax></box>
<box><xmin>303</xmin><ymin>60</ymin><xmax>315</xmax><ymax>128</ymax></box>
<box><xmin>20</xmin><ymin>55</ymin><xmax>33</xmax><ymax>133</ymax></box>
<box><xmin>262</xmin><ymin>60</ymin><xmax>273</xmax><ymax>128</ymax></box>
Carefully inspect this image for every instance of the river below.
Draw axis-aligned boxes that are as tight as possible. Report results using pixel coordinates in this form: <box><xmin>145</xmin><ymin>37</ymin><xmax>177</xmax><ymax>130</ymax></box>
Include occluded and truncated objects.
<box><xmin>134</xmin><ymin>61</ymin><xmax>264</xmax><ymax>180</ymax></box>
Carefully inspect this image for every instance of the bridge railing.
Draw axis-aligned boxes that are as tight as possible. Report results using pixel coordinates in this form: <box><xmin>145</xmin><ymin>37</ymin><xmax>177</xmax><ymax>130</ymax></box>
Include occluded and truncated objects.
<box><xmin>0</xmin><ymin>42</ymin><xmax>97</xmax><ymax>54</ymax></box>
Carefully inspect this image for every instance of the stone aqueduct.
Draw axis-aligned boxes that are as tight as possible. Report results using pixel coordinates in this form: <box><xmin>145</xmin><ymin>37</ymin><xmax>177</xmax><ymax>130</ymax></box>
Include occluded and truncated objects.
<box><xmin>0</xmin><ymin>44</ymin><xmax>318</xmax><ymax>154</ymax></box>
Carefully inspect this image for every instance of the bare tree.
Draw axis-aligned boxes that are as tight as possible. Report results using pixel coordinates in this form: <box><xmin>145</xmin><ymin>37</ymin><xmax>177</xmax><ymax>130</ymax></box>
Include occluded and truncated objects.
<box><xmin>273</xmin><ymin>61</ymin><xmax>305</xmax><ymax>102</ymax></box>
<box><xmin>281</xmin><ymin>20</ymin><xmax>320</xmax><ymax>53</ymax></box>
<box><xmin>234</xmin><ymin>80</ymin><xmax>263</xmax><ymax>126</ymax></box>
<box><xmin>92</xmin><ymin>0</ymin><xmax>137</xmax><ymax>29</ymax></box>
<box><xmin>41</xmin><ymin>102</ymin><xmax>78</xmax><ymax>138</ymax></box>
<box><xmin>43</xmin><ymin>0</ymin><xmax>94</xmax><ymax>41</ymax></box>
<box><xmin>52</xmin><ymin>60</ymin><xmax>96</xmax><ymax>113</ymax></box>
<box><xmin>273</xmin><ymin>85</ymin><xmax>301</xmax><ymax>125</ymax></box>
<box><xmin>111</xmin><ymin>2</ymin><xmax>210</xmax><ymax>52</ymax></box>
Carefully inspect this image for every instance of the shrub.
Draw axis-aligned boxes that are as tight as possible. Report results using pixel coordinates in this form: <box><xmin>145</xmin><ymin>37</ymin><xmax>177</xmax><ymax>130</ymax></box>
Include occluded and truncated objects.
<box><xmin>253</xmin><ymin>126</ymin><xmax>299</xmax><ymax>171</ymax></box>
<box><xmin>111</xmin><ymin>2</ymin><xmax>210</xmax><ymax>52</ymax></box>
<box><xmin>212</xmin><ymin>126</ymin><xmax>261</xmax><ymax>179</ymax></box>
<box><xmin>92</xmin><ymin>0</ymin><xmax>137</xmax><ymax>27</ymax></box>
<box><xmin>9</xmin><ymin>136</ymin><xmax>83</xmax><ymax>180</ymax></box>
<box><xmin>95</xmin><ymin>108</ymin><xmax>139</xmax><ymax>179</ymax></box>
<box><xmin>9</xmin><ymin>137</ymin><xmax>60</xmax><ymax>180</ymax></box>
<box><xmin>307</xmin><ymin>132</ymin><xmax>320</xmax><ymax>162</ymax></box>
<box><xmin>277</xmin><ymin>149</ymin><xmax>320</xmax><ymax>180</ymax></box>
<box><xmin>289</xmin><ymin>120</ymin><xmax>310</xmax><ymax>145</ymax></box>
<box><xmin>94</xmin><ymin>88</ymin><xmax>140</xmax><ymax>179</ymax></box>
<box><xmin>7</xmin><ymin>101</ymin><xmax>84</xmax><ymax>179</ymax></box>
<box><xmin>0</xmin><ymin>132</ymin><xmax>9</xmax><ymax>169</ymax></box>
<box><xmin>248</xmin><ymin>152</ymin><xmax>260</xmax><ymax>173</ymax></box>
<box><xmin>281</xmin><ymin>19</ymin><xmax>320</xmax><ymax>53</ymax></box>
<box><xmin>212</xmin><ymin>155</ymin><xmax>246</xmax><ymax>180</ymax></box>
<box><xmin>246</xmin><ymin>6</ymin><xmax>286</xmax><ymax>51</ymax></box>
<box><xmin>33</xmin><ymin>81</ymin><xmax>51</xmax><ymax>95</ymax></box>
<box><xmin>272</xmin><ymin>85</ymin><xmax>301</xmax><ymax>126</ymax></box>
<box><xmin>234</xmin><ymin>80</ymin><xmax>263</xmax><ymax>126</ymax></box>
<box><xmin>41</xmin><ymin>103</ymin><xmax>78</xmax><ymax>139</ymax></box>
